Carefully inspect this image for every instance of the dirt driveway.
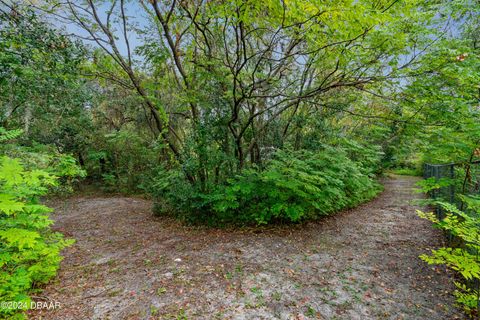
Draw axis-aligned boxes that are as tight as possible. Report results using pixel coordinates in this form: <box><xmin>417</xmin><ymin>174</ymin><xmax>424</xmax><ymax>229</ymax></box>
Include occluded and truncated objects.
<box><xmin>30</xmin><ymin>176</ymin><xmax>459</xmax><ymax>319</ymax></box>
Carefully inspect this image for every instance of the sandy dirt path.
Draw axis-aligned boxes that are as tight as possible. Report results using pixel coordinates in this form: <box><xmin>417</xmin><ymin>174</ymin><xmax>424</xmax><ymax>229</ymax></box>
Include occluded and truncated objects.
<box><xmin>30</xmin><ymin>176</ymin><xmax>459</xmax><ymax>319</ymax></box>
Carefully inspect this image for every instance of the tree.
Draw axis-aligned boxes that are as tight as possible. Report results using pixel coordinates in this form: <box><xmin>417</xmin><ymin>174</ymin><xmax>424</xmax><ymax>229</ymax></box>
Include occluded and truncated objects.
<box><xmin>0</xmin><ymin>2</ymin><xmax>92</xmax><ymax>158</ymax></box>
<box><xmin>33</xmin><ymin>0</ymin><xmax>450</xmax><ymax>185</ymax></box>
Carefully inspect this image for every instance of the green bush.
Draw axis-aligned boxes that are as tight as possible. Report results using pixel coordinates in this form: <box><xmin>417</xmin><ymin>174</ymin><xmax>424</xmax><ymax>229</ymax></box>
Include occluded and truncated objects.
<box><xmin>335</xmin><ymin>139</ymin><xmax>383</xmax><ymax>176</ymax></box>
<box><xmin>84</xmin><ymin>128</ymin><xmax>158</xmax><ymax>193</ymax></box>
<box><xmin>0</xmin><ymin>128</ymin><xmax>86</xmax><ymax>195</ymax></box>
<box><xmin>390</xmin><ymin>167</ymin><xmax>422</xmax><ymax>176</ymax></box>
<box><xmin>0</xmin><ymin>156</ymin><xmax>74</xmax><ymax>319</ymax></box>
<box><xmin>146</xmin><ymin>147</ymin><xmax>382</xmax><ymax>225</ymax></box>
<box><xmin>418</xmin><ymin>196</ymin><xmax>480</xmax><ymax>316</ymax></box>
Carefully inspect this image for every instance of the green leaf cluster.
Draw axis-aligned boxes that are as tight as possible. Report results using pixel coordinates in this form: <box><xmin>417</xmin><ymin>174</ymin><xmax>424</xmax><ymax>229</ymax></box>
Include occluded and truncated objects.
<box><xmin>0</xmin><ymin>156</ymin><xmax>74</xmax><ymax>319</ymax></box>
<box><xmin>147</xmin><ymin>146</ymin><xmax>381</xmax><ymax>225</ymax></box>
<box><xmin>418</xmin><ymin>198</ymin><xmax>480</xmax><ymax>315</ymax></box>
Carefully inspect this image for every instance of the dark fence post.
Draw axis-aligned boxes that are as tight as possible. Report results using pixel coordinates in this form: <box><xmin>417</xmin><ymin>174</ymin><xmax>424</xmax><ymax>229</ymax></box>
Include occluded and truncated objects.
<box><xmin>449</xmin><ymin>164</ymin><xmax>455</xmax><ymax>204</ymax></box>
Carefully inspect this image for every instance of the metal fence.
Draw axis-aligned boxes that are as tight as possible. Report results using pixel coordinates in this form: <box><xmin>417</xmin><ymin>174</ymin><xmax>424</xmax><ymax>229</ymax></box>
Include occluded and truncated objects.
<box><xmin>424</xmin><ymin>161</ymin><xmax>480</xmax><ymax>307</ymax></box>
<box><xmin>424</xmin><ymin>161</ymin><xmax>480</xmax><ymax>210</ymax></box>
<box><xmin>423</xmin><ymin>163</ymin><xmax>455</xmax><ymax>219</ymax></box>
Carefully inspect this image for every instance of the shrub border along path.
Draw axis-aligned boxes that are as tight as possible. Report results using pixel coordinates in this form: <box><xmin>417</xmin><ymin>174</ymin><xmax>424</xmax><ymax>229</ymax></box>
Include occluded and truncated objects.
<box><xmin>30</xmin><ymin>176</ymin><xmax>458</xmax><ymax>319</ymax></box>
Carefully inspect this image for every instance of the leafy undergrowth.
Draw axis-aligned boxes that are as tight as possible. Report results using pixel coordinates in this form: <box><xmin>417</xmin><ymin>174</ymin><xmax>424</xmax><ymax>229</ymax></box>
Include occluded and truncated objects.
<box><xmin>418</xmin><ymin>195</ymin><xmax>480</xmax><ymax>317</ymax></box>
<box><xmin>389</xmin><ymin>167</ymin><xmax>422</xmax><ymax>176</ymax></box>
<box><xmin>147</xmin><ymin>147</ymin><xmax>382</xmax><ymax>225</ymax></box>
<box><xmin>0</xmin><ymin>128</ymin><xmax>84</xmax><ymax>319</ymax></box>
<box><xmin>0</xmin><ymin>157</ymin><xmax>74</xmax><ymax>319</ymax></box>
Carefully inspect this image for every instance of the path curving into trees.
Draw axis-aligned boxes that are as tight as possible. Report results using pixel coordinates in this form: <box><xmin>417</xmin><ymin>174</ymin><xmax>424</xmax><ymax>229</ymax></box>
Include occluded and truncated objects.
<box><xmin>31</xmin><ymin>176</ymin><xmax>459</xmax><ymax>319</ymax></box>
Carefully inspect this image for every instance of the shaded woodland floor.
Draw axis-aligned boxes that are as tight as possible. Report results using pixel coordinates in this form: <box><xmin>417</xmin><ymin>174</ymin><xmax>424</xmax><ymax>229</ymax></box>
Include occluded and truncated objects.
<box><xmin>30</xmin><ymin>176</ymin><xmax>460</xmax><ymax>319</ymax></box>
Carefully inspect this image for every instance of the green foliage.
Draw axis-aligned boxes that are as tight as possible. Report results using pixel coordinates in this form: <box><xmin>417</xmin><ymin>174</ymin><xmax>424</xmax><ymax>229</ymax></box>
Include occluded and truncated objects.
<box><xmin>0</xmin><ymin>128</ymin><xmax>22</xmax><ymax>143</ymax></box>
<box><xmin>32</xmin><ymin>0</ymin><xmax>471</xmax><ymax>198</ymax></box>
<box><xmin>0</xmin><ymin>6</ymin><xmax>91</xmax><ymax>148</ymax></box>
<box><xmin>393</xmin><ymin>7</ymin><xmax>480</xmax><ymax>167</ymax></box>
<box><xmin>0</xmin><ymin>129</ymin><xmax>86</xmax><ymax>195</ymax></box>
<box><xmin>0</xmin><ymin>156</ymin><xmax>74</xmax><ymax>318</ymax></box>
<box><xmin>415</xmin><ymin>177</ymin><xmax>455</xmax><ymax>193</ymax></box>
<box><xmin>389</xmin><ymin>168</ymin><xmax>422</xmax><ymax>176</ymax></box>
<box><xmin>334</xmin><ymin>139</ymin><xmax>384</xmax><ymax>176</ymax></box>
<box><xmin>147</xmin><ymin>147</ymin><xmax>381</xmax><ymax>225</ymax></box>
<box><xmin>85</xmin><ymin>127</ymin><xmax>159</xmax><ymax>193</ymax></box>
<box><xmin>418</xmin><ymin>198</ymin><xmax>480</xmax><ymax>315</ymax></box>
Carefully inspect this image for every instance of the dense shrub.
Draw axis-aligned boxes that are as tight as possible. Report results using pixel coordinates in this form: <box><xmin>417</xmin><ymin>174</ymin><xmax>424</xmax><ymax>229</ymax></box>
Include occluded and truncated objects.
<box><xmin>146</xmin><ymin>147</ymin><xmax>382</xmax><ymax>225</ymax></box>
<box><xmin>2</xmin><ymin>143</ymin><xmax>86</xmax><ymax>195</ymax></box>
<box><xmin>0</xmin><ymin>156</ymin><xmax>74</xmax><ymax>319</ymax></box>
<box><xmin>0</xmin><ymin>128</ymin><xmax>81</xmax><ymax>318</ymax></box>
<box><xmin>418</xmin><ymin>196</ymin><xmax>480</xmax><ymax>316</ymax></box>
<box><xmin>84</xmin><ymin>128</ymin><xmax>159</xmax><ymax>193</ymax></box>
<box><xmin>335</xmin><ymin>139</ymin><xmax>383</xmax><ymax>176</ymax></box>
